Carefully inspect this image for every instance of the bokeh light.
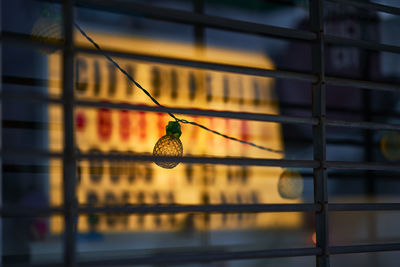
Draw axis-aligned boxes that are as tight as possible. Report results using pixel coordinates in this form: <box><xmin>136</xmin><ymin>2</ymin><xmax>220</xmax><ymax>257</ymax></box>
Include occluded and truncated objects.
<box><xmin>312</xmin><ymin>231</ymin><xmax>316</xmax><ymax>245</ymax></box>
<box><xmin>277</xmin><ymin>169</ymin><xmax>304</xmax><ymax>199</ymax></box>
<box><xmin>380</xmin><ymin>132</ymin><xmax>400</xmax><ymax>161</ymax></box>
<box><xmin>31</xmin><ymin>16</ymin><xmax>62</xmax><ymax>54</ymax></box>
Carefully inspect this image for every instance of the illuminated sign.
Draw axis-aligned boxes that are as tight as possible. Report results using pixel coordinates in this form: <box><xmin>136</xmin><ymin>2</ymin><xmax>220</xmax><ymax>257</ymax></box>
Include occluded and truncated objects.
<box><xmin>48</xmin><ymin>31</ymin><xmax>302</xmax><ymax>234</ymax></box>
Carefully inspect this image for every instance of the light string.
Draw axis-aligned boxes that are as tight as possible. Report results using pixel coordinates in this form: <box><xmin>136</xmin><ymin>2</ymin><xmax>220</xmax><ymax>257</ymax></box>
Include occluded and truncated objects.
<box><xmin>74</xmin><ymin>23</ymin><xmax>284</xmax><ymax>154</ymax></box>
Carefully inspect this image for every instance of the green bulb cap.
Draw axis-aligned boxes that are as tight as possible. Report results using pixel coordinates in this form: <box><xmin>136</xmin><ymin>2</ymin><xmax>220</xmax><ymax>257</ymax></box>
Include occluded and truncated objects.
<box><xmin>166</xmin><ymin>121</ymin><xmax>181</xmax><ymax>138</ymax></box>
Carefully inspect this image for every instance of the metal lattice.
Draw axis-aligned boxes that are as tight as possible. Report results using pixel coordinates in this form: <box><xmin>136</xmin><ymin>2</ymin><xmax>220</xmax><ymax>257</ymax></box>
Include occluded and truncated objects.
<box><xmin>2</xmin><ymin>0</ymin><xmax>400</xmax><ymax>266</ymax></box>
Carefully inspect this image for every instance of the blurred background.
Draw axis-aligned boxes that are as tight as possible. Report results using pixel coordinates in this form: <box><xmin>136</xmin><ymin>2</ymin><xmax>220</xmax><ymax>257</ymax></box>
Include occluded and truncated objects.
<box><xmin>2</xmin><ymin>0</ymin><xmax>400</xmax><ymax>266</ymax></box>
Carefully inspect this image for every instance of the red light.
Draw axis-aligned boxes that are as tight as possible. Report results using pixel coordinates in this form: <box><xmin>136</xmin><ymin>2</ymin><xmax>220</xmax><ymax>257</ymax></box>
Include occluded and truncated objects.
<box><xmin>312</xmin><ymin>232</ymin><xmax>317</xmax><ymax>245</ymax></box>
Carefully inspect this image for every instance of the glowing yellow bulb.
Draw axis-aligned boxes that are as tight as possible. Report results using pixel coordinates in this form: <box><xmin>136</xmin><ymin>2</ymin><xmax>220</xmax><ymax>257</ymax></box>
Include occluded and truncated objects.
<box><xmin>153</xmin><ymin>134</ymin><xmax>183</xmax><ymax>169</ymax></box>
<box><xmin>153</xmin><ymin>121</ymin><xmax>183</xmax><ymax>169</ymax></box>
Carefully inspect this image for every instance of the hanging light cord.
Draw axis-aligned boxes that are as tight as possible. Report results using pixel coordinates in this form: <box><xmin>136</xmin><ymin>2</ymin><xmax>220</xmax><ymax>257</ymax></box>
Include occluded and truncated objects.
<box><xmin>74</xmin><ymin>23</ymin><xmax>284</xmax><ymax>154</ymax></box>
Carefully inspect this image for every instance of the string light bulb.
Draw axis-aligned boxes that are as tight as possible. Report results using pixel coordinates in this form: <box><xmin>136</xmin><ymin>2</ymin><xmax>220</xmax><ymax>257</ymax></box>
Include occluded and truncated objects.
<box><xmin>277</xmin><ymin>169</ymin><xmax>303</xmax><ymax>199</ymax></box>
<box><xmin>31</xmin><ymin>6</ymin><xmax>62</xmax><ymax>54</ymax></box>
<box><xmin>153</xmin><ymin>121</ymin><xmax>183</xmax><ymax>169</ymax></box>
